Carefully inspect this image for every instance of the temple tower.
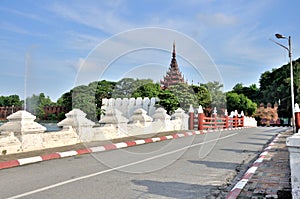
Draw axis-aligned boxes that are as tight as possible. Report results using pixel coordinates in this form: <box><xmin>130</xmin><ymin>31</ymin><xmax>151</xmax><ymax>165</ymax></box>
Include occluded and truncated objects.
<box><xmin>160</xmin><ymin>41</ymin><xmax>186</xmax><ymax>89</ymax></box>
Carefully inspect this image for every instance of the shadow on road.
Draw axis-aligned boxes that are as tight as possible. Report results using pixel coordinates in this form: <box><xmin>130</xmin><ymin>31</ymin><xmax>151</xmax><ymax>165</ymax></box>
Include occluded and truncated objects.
<box><xmin>248</xmin><ymin>137</ymin><xmax>270</xmax><ymax>141</ymax></box>
<box><xmin>220</xmin><ymin>148</ymin><xmax>258</xmax><ymax>154</ymax></box>
<box><xmin>188</xmin><ymin>160</ymin><xmax>238</xmax><ymax>170</ymax></box>
<box><xmin>237</xmin><ymin>141</ymin><xmax>265</xmax><ymax>146</ymax></box>
<box><xmin>252</xmin><ymin>133</ymin><xmax>277</xmax><ymax>136</ymax></box>
<box><xmin>132</xmin><ymin>179</ymin><xmax>217</xmax><ymax>199</ymax></box>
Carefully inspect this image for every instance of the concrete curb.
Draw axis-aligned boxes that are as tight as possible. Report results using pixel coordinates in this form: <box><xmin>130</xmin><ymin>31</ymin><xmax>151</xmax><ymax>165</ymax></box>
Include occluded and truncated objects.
<box><xmin>0</xmin><ymin>127</ymin><xmax>251</xmax><ymax>170</ymax></box>
<box><xmin>226</xmin><ymin>133</ymin><xmax>281</xmax><ymax>199</ymax></box>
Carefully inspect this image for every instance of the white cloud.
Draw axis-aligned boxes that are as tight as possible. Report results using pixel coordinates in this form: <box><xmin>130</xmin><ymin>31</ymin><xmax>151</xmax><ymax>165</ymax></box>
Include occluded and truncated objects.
<box><xmin>197</xmin><ymin>13</ymin><xmax>238</xmax><ymax>27</ymax></box>
<box><xmin>49</xmin><ymin>1</ymin><xmax>133</xmax><ymax>34</ymax></box>
<box><xmin>64</xmin><ymin>31</ymin><xmax>104</xmax><ymax>51</ymax></box>
<box><xmin>0</xmin><ymin>21</ymin><xmax>32</xmax><ymax>35</ymax></box>
<box><xmin>0</xmin><ymin>6</ymin><xmax>44</xmax><ymax>21</ymax></box>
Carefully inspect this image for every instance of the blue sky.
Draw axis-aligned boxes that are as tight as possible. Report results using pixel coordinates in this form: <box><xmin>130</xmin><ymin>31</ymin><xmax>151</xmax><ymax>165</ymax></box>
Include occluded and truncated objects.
<box><xmin>1</xmin><ymin>0</ymin><xmax>300</xmax><ymax>101</ymax></box>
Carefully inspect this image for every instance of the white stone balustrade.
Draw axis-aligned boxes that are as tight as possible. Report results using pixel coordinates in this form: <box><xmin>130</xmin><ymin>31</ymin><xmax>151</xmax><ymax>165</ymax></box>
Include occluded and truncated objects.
<box><xmin>101</xmin><ymin>97</ymin><xmax>157</xmax><ymax>119</ymax></box>
<box><xmin>152</xmin><ymin>108</ymin><xmax>171</xmax><ymax>121</ymax></box>
<box><xmin>0</xmin><ymin>110</ymin><xmax>46</xmax><ymax>135</ymax></box>
<box><xmin>0</xmin><ymin>105</ymin><xmax>189</xmax><ymax>155</ymax></box>
<box><xmin>0</xmin><ymin>110</ymin><xmax>80</xmax><ymax>153</ymax></box>
<box><xmin>130</xmin><ymin>108</ymin><xmax>153</xmax><ymax>124</ymax></box>
<box><xmin>172</xmin><ymin>108</ymin><xmax>189</xmax><ymax>130</ymax></box>
<box><xmin>57</xmin><ymin>109</ymin><xmax>95</xmax><ymax>128</ymax></box>
<box><xmin>99</xmin><ymin>108</ymin><xmax>129</xmax><ymax>125</ymax></box>
<box><xmin>243</xmin><ymin>116</ymin><xmax>257</xmax><ymax>127</ymax></box>
<box><xmin>57</xmin><ymin>109</ymin><xmax>95</xmax><ymax>142</ymax></box>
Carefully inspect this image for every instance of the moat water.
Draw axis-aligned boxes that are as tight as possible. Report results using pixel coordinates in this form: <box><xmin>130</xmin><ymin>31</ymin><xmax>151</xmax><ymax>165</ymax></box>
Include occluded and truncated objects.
<box><xmin>0</xmin><ymin>122</ymin><xmax>61</xmax><ymax>132</ymax></box>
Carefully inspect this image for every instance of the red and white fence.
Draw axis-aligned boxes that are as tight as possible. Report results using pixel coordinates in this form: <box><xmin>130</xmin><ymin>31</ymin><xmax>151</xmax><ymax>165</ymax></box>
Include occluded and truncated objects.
<box><xmin>188</xmin><ymin>106</ymin><xmax>256</xmax><ymax>131</ymax></box>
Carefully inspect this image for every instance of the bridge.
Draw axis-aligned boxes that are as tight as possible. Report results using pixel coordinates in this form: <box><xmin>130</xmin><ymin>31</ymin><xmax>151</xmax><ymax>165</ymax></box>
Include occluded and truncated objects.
<box><xmin>0</xmin><ymin>124</ymin><xmax>289</xmax><ymax>198</ymax></box>
<box><xmin>0</xmin><ymin>104</ymin><xmax>298</xmax><ymax>198</ymax></box>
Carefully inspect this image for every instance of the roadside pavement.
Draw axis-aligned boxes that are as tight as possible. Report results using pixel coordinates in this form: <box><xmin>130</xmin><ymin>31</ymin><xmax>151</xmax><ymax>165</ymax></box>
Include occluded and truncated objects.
<box><xmin>226</xmin><ymin>129</ymin><xmax>292</xmax><ymax>199</ymax></box>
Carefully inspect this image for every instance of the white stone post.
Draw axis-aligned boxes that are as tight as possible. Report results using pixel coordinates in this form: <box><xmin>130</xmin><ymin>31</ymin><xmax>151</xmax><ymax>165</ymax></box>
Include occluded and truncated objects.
<box><xmin>172</xmin><ymin>108</ymin><xmax>189</xmax><ymax>130</ymax></box>
<box><xmin>287</xmin><ymin>104</ymin><xmax>300</xmax><ymax>198</ymax></box>
<box><xmin>287</xmin><ymin>134</ymin><xmax>300</xmax><ymax>198</ymax></box>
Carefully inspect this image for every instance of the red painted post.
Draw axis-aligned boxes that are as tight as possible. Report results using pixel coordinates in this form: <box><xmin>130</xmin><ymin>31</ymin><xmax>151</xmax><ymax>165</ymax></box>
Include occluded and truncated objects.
<box><xmin>241</xmin><ymin>116</ymin><xmax>244</xmax><ymax>127</ymax></box>
<box><xmin>189</xmin><ymin>105</ymin><xmax>194</xmax><ymax>130</ymax></box>
<box><xmin>198</xmin><ymin>112</ymin><xmax>204</xmax><ymax>130</ymax></box>
<box><xmin>198</xmin><ymin>105</ymin><xmax>204</xmax><ymax>130</ymax></box>
<box><xmin>225</xmin><ymin>115</ymin><xmax>229</xmax><ymax>129</ymax></box>
<box><xmin>295</xmin><ymin>104</ymin><xmax>300</xmax><ymax>133</ymax></box>
<box><xmin>295</xmin><ymin>112</ymin><xmax>300</xmax><ymax>133</ymax></box>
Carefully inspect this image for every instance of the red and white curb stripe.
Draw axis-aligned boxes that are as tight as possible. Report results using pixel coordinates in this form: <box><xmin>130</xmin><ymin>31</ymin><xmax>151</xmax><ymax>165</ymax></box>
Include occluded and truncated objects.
<box><xmin>0</xmin><ymin>127</ymin><xmax>252</xmax><ymax>170</ymax></box>
<box><xmin>226</xmin><ymin>133</ymin><xmax>281</xmax><ymax>199</ymax></box>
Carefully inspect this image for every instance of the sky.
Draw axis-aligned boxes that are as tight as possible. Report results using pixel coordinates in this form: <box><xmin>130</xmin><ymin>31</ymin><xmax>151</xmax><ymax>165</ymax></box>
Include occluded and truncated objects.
<box><xmin>1</xmin><ymin>0</ymin><xmax>300</xmax><ymax>101</ymax></box>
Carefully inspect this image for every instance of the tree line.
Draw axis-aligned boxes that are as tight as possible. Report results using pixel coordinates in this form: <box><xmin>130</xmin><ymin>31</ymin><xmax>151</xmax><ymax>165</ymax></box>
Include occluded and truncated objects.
<box><xmin>0</xmin><ymin>79</ymin><xmax>255</xmax><ymax>121</ymax></box>
<box><xmin>1</xmin><ymin>58</ymin><xmax>299</xmax><ymax>121</ymax></box>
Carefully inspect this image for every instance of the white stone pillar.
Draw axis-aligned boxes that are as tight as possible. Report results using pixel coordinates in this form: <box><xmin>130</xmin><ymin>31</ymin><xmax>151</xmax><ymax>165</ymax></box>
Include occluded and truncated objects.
<box><xmin>0</xmin><ymin>110</ymin><xmax>46</xmax><ymax>136</ymax></box>
<box><xmin>287</xmin><ymin>133</ymin><xmax>300</xmax><ymax>198</ymax></box>
<box><xmin>172</xmin><ymin>108</ymin><xmax>189</xmax><ymax>130</ymax></box>
<box><xmin>57</xmin><ymin>109</ymin><xmax>95</xmax><ymax>142</ymax></box>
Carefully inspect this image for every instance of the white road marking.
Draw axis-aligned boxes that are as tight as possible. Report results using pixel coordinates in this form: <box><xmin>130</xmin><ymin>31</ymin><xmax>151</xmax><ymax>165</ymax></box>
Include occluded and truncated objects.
<box><xmin>254</xmin><ymin>157</ymin><xmax>264</xmax><ymax>163</ymax></box>
<box><xmin>232</xmin><ymin>179</ymin><xmax>248</xmax><ymax>190</ymax></box>
<box><xmin>18</xmin><ymin>156</ymin><xmax>43</xmax><ymax>165</ymax></box>
<box><xmin>165</xmin><ymin>135</ymin><xmax>173</xmax><ymax>139</ymax></box>
<box><xmin>246</xmin><ymin>166</ymin><xmax>258</xmax><ymax>174</ymax></box>
<box><xmin>7</xmin><ymin>132</ymin><xmax>237</xmax><ymax>199</ymax></box>
<box><xmin>135</xmin><ymin>140</ymin><xmax>146</xmax><ymax>145</ymax></box>
<box><xmin>151</xmin><ymin>137</ymin><xmax>161</xmax><ymax>142</ymax></box>
<box><xmin>114</xmin><ymin>142</ymin><xmax>128</xmax><ymax>149</ymax></box>
<box><xmin>90</xmin><ymin>146</ymin><xmax>106</xmax><ymax>152</ymax></box>
<box><xmin>57</xmin><ymin>151</ymin><xmax>78</xmax><ymax>157</ymax></box>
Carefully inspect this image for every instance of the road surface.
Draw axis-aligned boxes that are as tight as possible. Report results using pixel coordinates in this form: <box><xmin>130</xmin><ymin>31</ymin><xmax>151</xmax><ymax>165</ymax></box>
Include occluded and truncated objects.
<box><xmin>0</xmin><ymin>127</ymin><xmax>288</xmax><ymax>199</ymax></box>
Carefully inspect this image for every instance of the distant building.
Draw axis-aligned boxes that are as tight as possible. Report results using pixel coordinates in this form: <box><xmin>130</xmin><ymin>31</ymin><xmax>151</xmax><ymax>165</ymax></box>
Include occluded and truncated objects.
<box><xmin>255</xmin><ymin>103</ymin><xmax>280</xmax><ymax>126</ymax></box>
<box><xmin>43</xmin><ymin>106</ymin><xmax>69</xmax><ymax>120</ymax></box>
<box><xmin>160</xmin><ymin>41</ymin><xmax>186</xmax><ymax>89</ymax></box>
<box><xmin>0</xmin><ymin>106</ymin><xmax>21</xmax><ymax>120</ymax></box>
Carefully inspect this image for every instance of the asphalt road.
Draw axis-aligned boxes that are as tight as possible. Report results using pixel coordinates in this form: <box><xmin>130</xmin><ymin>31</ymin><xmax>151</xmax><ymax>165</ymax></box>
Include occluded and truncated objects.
<box><xmin>0</xmin><ymin>127</ymin><xmax>288</xmax><ymax>199</ymax></box>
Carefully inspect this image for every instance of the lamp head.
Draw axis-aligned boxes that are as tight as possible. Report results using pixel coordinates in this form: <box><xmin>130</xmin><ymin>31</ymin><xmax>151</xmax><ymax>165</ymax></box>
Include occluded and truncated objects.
<box><xmin>275</xmin><ymin>33</ymin><xmax>286</xmax><ymax>39</ymax></box>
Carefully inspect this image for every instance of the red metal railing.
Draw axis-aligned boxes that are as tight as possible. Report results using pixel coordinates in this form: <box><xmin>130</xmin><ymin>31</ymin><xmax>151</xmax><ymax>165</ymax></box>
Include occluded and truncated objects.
<box><xmin>189</xmin><ymin>108</ymin><xmax>244</xmax><ymax>130</ymax></box>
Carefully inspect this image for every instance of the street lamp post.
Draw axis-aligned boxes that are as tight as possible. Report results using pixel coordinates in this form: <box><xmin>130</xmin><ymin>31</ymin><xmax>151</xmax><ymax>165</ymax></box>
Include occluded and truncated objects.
<box><xmin>271</xmin><ymin>33</ymin><xmax>295</xmax><ymax>132</ymax></box>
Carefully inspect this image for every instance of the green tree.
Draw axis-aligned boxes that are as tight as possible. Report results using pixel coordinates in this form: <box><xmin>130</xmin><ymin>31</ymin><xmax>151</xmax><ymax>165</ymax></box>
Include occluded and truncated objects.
<box><xmin>0</xmin><ymin>95</ymin><xmax>22</xmax><ymax>107</ymax></box>
<box><xmin>157</xmin><ymin>90</ymin><xmax>179</xmax><ymax>114</ymax></box>
<box><xmin>202</xmin><ymin>81</ymin><xmax>226</xmax><ymax>111</ymax></box>
<box><xmin>131</xmin><ymin>83</ymin><xmax>161</xmax><ymax>98</ymax></box>
<box><xmin>232</xmin><ymin>83</ymin><xmax>243</xmax><ymax>93</ymax></box>
<box><xmin>57</xmin><ymin>91</ymin><xmax>72</xmax><ymax>111</ymax></box>
<box><xmin>226</xmin><ymin>92</ymin><xmax>257</xmax><ymax>116</ymax></box>
<box><xmin>191</xmin><ymin>85</ymin><xmax>211</xmax><ymax>108</ymax></box>
<box><xmin>168</xmin><ymin>83</ymin><xmax>198</xmax><ymax>112</ymax></box>
<box><xmin>259</xmin><ymin>58</ymin><xmax>300</xmax><ymax>118</ymax></box>
<box><xmin>90</xmin><ymin>80</ymin><xmax>116</xmax><ymax>119</ymax></box>
<box><xmin>26</xmin><ymin>93</ymin><xmax>54</xmax><ymax>119</ymax></box>
<box><xmin>112</xmin><ymin>78</ymin><xmax>153</xmax><ymax>98</ymax></box>
<box><xmin>57</xmin><ymin>80</ymin><xmax>116</xmax><ymax>120</ymax></box>
<box><xmin>72</xmin><ymin>85</ymin><xmax>97</xmax><ymax>121</ymax></box>
<box><xmin>232</xmin><ymin>83</ymin><xmax>261</xmax><ymax>104</ymax></box>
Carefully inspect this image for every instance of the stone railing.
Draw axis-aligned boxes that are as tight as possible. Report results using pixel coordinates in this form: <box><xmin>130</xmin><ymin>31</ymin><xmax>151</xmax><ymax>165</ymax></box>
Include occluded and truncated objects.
<box><xmin>101</xmin><ymin>97</ymin><xmax>157</xmax><ymax>119</ymax></box>
<box><xmin>0</xmin><ymin>106</ymin><xmax>188</xmax><ymax>155</ymax></box>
